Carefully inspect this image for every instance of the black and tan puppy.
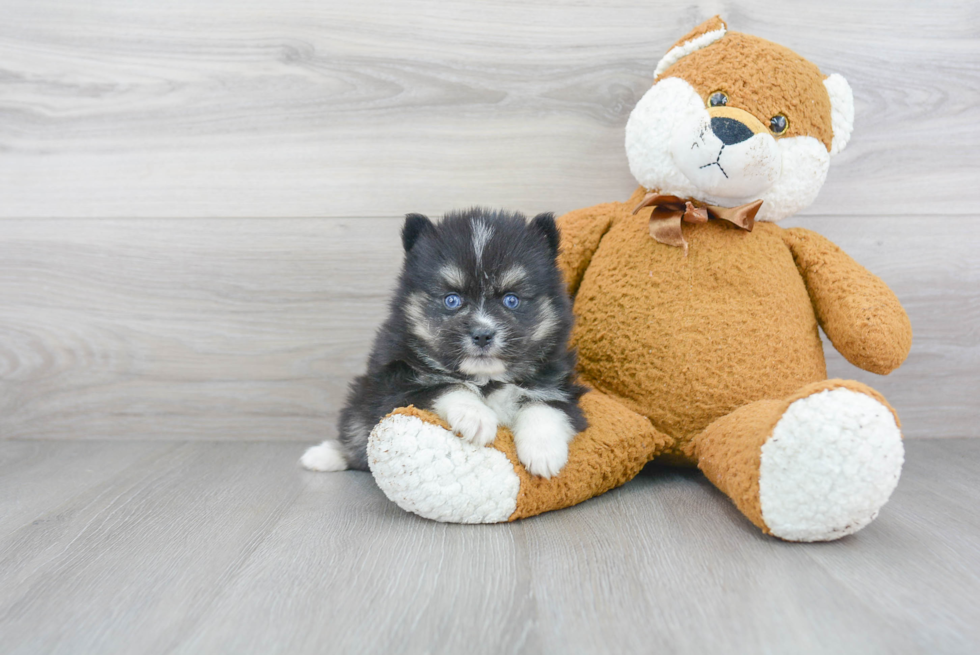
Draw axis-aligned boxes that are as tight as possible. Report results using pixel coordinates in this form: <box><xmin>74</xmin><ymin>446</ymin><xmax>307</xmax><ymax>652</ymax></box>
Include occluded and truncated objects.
<box><xmin>301</xmin><ymin>208</ymin><xmax>587</xmax><ymax>478</ymax></box>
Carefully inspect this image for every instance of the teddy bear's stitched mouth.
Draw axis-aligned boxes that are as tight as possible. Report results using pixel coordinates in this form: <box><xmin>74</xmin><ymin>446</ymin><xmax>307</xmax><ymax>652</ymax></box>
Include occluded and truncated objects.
<box><xmin>699</xmin><ymin>144</ymin><xmax>729</xmax><ymax>179</ymax></box>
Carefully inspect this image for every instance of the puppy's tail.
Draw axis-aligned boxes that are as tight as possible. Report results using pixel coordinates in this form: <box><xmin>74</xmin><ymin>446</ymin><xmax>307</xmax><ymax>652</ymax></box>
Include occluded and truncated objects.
<box><xmin>300</xmin><ymin>439</ymin><xmax>349</xmax><ymax>472</ymax></box>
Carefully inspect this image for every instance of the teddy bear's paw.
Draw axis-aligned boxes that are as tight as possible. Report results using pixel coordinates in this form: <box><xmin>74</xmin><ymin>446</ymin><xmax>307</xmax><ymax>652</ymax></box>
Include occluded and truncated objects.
<box><xmin>367</xmin><ymin>413</ymin><xmax>519</xmax><ymax>523</ymax></box>
<box><xmin>759</xmin><ymin>388</ymin><xmax>904</xmax><ymax>542</ymax></box>
<box><xmin>512</xmin><ymin>404</ymin><xmax>576</xmax><ymax>478</ymax></box>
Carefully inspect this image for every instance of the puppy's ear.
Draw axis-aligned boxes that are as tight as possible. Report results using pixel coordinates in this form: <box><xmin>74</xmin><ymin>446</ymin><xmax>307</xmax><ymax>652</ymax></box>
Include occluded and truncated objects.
<box><xmin>402</xmin><ymin>213</ymin><xmax>435</xmax><ymax>252</ymax></box>
<box><xmin>530</xmin><ymin>212</ymin><xmax>560</xmax><ymax>258</ymax></box>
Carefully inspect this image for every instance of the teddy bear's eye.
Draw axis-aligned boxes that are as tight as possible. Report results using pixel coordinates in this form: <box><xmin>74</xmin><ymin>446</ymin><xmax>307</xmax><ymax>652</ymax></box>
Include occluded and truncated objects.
<box><xmin>770</xmin><ymin>114</ymin><xmax>789</xmax><ymax>135</ymax></box>
<box><xmin>708</xmin><ymin>92</ymin><xmax>728</xmax><ymax>107</ymax></box>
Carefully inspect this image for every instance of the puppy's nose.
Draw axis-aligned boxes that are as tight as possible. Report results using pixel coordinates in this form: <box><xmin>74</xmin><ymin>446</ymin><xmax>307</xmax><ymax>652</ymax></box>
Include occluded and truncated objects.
<box><xmin>471</xmin><ymin>329</ymin><xmax>495</xmax><ymax>348</ymax></box>
<box><xmin>710</xmin><ymin>116</ymin><xmax>755</xmax><ymax>146</ymax></box>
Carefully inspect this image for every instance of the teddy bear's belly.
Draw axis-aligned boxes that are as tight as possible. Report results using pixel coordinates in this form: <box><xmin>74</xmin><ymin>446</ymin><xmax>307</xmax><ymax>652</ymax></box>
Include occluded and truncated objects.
<box><xmin>571</xmin><ymin>216</ymin><xmax>827</xmax><ymax>451</ymax></box>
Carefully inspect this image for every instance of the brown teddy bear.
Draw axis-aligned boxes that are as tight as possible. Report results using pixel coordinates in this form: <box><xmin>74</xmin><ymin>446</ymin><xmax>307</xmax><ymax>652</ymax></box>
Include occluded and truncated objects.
<box><xmin>366</xmin><ymin>17</ymin><xmax>912</xmax><ymax>541</ymax></box>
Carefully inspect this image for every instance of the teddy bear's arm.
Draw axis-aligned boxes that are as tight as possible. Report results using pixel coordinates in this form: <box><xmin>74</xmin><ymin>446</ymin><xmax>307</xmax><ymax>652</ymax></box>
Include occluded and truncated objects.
<box><xmin>556</xmin><ymin>203</ymin><xmax>621</xmax><ymax>295</ymax></box>
<box><xmin>782</xmin><ymin>227</ymin><xmax>912</xmax><ymax>374</ymax></box>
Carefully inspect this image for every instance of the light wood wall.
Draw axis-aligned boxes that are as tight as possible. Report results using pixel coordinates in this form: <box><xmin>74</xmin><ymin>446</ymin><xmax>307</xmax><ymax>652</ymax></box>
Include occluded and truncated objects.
<box><xmin>1</xmin><ymin>0</ymin><xmax>977</xmax><ymax>439</ymax></box>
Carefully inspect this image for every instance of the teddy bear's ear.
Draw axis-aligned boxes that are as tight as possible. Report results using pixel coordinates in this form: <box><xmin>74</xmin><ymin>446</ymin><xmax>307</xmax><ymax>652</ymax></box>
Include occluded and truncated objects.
<box><xmin>654</xmin><ymin>16</ymin><xmax>728</xmax><ymax>80</ymax></box>
<box><xmin>824</xmin><ymin>73</ymin><xmax>855</xmax><ymax>156</ymax></box>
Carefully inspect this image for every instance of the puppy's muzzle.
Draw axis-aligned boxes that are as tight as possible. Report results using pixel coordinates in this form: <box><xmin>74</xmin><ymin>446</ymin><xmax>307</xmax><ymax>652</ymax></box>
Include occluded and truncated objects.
<box><xmin>470</xmin><ymin>328</ymin><xmax>495</xmax><ymax>349</ymax></box>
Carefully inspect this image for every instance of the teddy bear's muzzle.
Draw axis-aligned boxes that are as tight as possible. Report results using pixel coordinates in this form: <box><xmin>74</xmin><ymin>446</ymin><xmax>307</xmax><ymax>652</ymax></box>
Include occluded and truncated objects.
<box><xmin>669</xmin><ymin>106</ymin><xmax>780</xmax><ymax>201</ymax></box>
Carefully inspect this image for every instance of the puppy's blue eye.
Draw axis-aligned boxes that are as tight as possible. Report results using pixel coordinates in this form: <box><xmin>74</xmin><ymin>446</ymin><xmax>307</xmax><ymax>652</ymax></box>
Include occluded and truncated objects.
<box><xmin>444</xmin><ymin>293</ymin><xmax>462</xmax><ymax>310</ymax></box>
<box><xmin>502</xmin><ymin>293</ymin><xmax>520</xmax><ymax>309</ymax></box>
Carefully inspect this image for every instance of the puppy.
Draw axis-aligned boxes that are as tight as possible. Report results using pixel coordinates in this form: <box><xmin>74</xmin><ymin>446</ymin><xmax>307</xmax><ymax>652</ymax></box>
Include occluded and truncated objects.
<box><xmin>301</xmin><ymin>207</ymin><xmax>587</xmax><ymax>478</ymax></box>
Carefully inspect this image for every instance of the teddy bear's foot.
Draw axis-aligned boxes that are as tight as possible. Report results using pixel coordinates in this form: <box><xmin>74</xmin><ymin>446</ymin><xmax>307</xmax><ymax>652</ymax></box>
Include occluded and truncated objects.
<box><xmin>759</xmin><ymin>386</ymin><xmax>904</xmax><ymax>541</ymax></box>
<box><xmin>368</xmin><ymin>391</ymin><xmax>671</xmax><ymax>523</ymax></box>
<box><xmin>695</xmin><ymin>380</ymin><xmax>904</xmax><ymax>542</ymax></box>
<box><xmin>367</xmin><ymin>410</ymin><xmax>520</xmax><ymax>523</ymax></box>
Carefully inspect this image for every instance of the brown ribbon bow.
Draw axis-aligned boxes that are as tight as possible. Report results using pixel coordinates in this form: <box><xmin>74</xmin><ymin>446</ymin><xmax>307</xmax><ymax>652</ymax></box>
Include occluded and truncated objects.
<box><xmin>632</xmin><ymin>192</ymin><xmax>763</xmax><ymax>255</ymax></box>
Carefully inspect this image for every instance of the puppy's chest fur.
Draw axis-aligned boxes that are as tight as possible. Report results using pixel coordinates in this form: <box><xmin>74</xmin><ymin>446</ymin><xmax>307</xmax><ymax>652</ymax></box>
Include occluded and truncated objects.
<box><xmin>479</xmin><ymin>382</ymin><xmax>571</xmax><ymax>427</ymax></box>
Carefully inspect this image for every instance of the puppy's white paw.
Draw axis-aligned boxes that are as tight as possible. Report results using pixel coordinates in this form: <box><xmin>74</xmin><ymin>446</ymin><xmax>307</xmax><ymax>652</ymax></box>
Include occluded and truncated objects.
<box><xmin>512</xmin><ymin>404</ymin><xmax>576</xmax><ymax>478</ymax></box>
<box><xmin>300</xmin><ymin>440</ymin><xmax>348</xmax><ymax>472</ymax></box>
<box><xmin>434</xmin><ymin>389</ymin><xmax>498</xmax><ymax>446</ymax></box>
<box><xmin>517</xmin><ymin>437</ymin><xmax>569</xmax><ymax>479</ymax></box>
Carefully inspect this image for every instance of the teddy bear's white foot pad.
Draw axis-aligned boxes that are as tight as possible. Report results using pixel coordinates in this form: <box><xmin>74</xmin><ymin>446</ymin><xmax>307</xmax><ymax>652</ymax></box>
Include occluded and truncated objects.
<box><xmin>759</xmin><ymin>388</ymin><xmax>904</xmax><ymax>542</ymax></box>
<box><xmin>367</xmin><ymin>413</ymin><xmax>520</xmax><ymax>523</ymax></box>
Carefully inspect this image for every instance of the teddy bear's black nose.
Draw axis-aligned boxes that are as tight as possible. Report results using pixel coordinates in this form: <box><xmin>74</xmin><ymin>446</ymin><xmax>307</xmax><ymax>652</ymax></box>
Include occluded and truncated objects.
<box><xmin>711</xmin><ymin>117</ymin><xmax>755</xmax><ymax>145</ymax></box>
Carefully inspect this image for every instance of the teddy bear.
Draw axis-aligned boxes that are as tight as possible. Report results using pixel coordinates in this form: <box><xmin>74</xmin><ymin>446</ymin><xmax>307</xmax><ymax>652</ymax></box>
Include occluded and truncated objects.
<box><xmin>365</xmin><ymin>16</ymin><xmax>913</xmax><ymax>541</ymax></box>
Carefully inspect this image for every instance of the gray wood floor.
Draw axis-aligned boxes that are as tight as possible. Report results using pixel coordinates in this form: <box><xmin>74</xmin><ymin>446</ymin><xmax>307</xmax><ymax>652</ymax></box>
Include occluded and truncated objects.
<box><xmin>0</xmin><ymin>438</ymin><xmax>977</xmax><ymax>654</ymax></box>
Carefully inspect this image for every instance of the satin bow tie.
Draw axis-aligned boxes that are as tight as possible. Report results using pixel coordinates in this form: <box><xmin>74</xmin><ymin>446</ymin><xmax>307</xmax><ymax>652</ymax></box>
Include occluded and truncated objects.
<box><xmin>632</xmin><ymin>192</ymin><xmax>763</xmax><ymax>255</ymax></box>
